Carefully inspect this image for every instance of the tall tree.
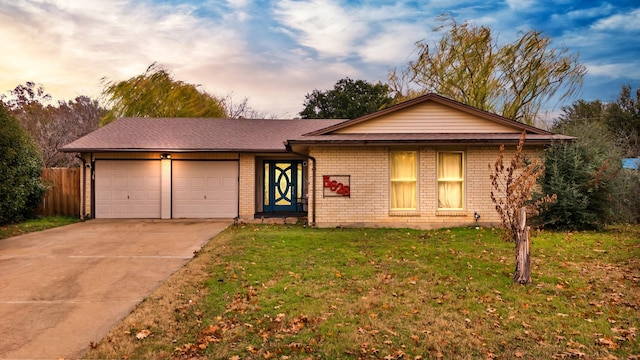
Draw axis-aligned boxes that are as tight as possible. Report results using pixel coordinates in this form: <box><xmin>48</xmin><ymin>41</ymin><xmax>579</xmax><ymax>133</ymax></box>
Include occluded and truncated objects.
<box><xmin>2</xmin><ymin>83</ymin><xmax>104</xmax><ymax>167</ymax></box>
<box><xmin>389</xmin><ymin>15</ymin><xmax>586</xmax><ymax>125</ymax></box>
<box><xmin>100</xmin><ymin>63</ymin><xmax>227</xmax><ymax>126</ymax></box>
<box><xmin>222</xmin><ymin>93</ymin><xmax>274</xmax><ymax>119</ymax></box>
<box><xmin>537</xmin><ymin>140</ymin><xmax>619</xmax><ymax>229</ymax></box>
<box><xmin>604</xmin><ymin>85</ymin><xmax>640</xmax><ymax>157</ymax></box>
<box><xmin>300</xmin><ymin>78</ymin><xmax>393</xmax><ymax>119</ymax></box>
<box><xmin>0</xmin><ymin>104</ymin><xmax>46</xmax><ymax>224</ymax></box>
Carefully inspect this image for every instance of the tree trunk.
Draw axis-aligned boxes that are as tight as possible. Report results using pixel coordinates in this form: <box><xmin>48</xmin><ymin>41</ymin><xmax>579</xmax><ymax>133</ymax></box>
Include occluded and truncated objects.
<box><xmin>513</xmin><ymin>207</ymin><xmax>532</xmax><ymax>284</ymax></box>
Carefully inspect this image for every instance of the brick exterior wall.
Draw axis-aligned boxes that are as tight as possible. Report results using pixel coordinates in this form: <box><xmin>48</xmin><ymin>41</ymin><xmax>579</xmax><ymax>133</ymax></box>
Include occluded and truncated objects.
<box><xmin>238</xmin><ymin>154</ymin><xmax>255</xmax><ymax>219</ymax></box>
<box><xmin>309</xmin><ymin>145</ymin><xmax>542</xmax><ymax>229</ymax></box>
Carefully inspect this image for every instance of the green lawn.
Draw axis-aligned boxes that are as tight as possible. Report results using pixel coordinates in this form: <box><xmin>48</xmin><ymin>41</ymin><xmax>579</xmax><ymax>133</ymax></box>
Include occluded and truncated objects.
<box><xmin>0</xmin><ymin>216</ymin><xmax>79</xmax><ymax>240</ymax></box>
<box><xmin>86</xmin><ymin>224</ymin><xmax>639</xmax><ymax>359</ymax></box>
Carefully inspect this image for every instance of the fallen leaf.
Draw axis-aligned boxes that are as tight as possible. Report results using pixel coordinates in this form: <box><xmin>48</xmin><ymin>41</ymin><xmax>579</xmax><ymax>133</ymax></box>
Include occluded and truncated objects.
<box><xmin>596</xmin><ymin>337</ymin><xmax>617</xmax><ymax>349</ymax></box>
<box><xmin>566</xmin><ymin>348</ymin><xmax>585</xmax><ymax>357</ymax></box>
<box><xmin>135</xmin><ymin>329</ymin><xmax>151</xmax><ymax>340</ymax></box>
<box><xmin>515</xmin><ymin>351</ymin><xmax>523</xmax><ymax>358</ymax></box>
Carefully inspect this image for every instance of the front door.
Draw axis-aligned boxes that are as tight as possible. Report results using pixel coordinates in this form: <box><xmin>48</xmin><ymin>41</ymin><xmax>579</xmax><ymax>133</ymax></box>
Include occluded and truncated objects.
<box><xmin>263</xmin><ymin>161</ymin><xmax>303</xmax><ymax>212</ymax></box>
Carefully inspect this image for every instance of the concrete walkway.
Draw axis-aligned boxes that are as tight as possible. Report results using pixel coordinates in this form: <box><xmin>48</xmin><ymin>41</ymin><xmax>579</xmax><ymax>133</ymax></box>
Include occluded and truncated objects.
<box><xmin>0</xmin><ymin>219</ymin><xmax>230</xmax><ymax>359</ymax></box>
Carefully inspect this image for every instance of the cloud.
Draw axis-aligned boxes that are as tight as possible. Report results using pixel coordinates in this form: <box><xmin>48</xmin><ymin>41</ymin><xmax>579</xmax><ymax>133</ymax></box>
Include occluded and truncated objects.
<box><xmin>0</xmin><ymin>0</ymin><xmax>637</xmax><ymax>118</ymax></box>
<box><xmin>591</xmin><ymin>8</ymin><xmax>640</xmax><ymax>31</ymax></box>
<box><xmin>358</xmin><ymin>22</ymin><xmax>426</xmax><ymax>65</ymax></box>
<box><xmin>585</xmin><ymin>62</ymin><xmax>640</xmax><ymax>79</ymax></box>
<box><xmin>273</xmin><ymin>0</ymin><xmax>369</xmax><ymax>58</ymax></box>
<box><xmin>227</xmin><ymin>0</ymin><xmax>250</xmax><ymax>8</ymax></box>
<box><xmin>563</xmin><ymin>3</ymin><xmax>614</xmax><ymax>20</ymax></box>
<box><xmin>505</xmin><ymin>0</ymin><xmax>537</xmax><ymax>11</ymax></box>
<box><xmin>0</xmin><ymin>0</ymin><xmax>246</xmax><ymax>101</ymax></box>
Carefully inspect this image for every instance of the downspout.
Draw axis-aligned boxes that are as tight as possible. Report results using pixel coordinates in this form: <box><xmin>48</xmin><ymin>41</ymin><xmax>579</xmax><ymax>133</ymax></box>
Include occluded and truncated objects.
<box><xmin>75</xmin><ymin>154</ymin><xmax>86</xmax><ymax>220</ymax></box>
<box><xmin>237</xmin><ymin>152</ymin><xmax>241</xmax><ymax>224</ymax></box>
<box><xmin>90</xmin><ymin>153</ymin><xmax>95</xmax><ymax>218</ymax></box>
<box><xmin>284</xmin><ymin>143</ymin><xmax>317</xmax><ymax>227</ymax></box>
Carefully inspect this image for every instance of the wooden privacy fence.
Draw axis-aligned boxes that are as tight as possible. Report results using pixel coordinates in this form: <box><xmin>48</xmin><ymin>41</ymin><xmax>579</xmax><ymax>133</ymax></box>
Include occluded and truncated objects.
<box><xmin>34</xmin><ymin>168</ymin><xmax>80</xmax><ymax>217</ymax></box>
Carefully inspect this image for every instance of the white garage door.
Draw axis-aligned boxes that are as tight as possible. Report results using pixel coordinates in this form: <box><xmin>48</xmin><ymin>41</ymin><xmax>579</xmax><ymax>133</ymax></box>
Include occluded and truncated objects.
<box><xmin>172</xmin><ymin>161</ymin><xmax>238</xmax><ymax>218</ymax></box>
<box><xmin>95</xmin><ymin>160</ymin><xmax>161</xmax><ymax>218</ymax></box>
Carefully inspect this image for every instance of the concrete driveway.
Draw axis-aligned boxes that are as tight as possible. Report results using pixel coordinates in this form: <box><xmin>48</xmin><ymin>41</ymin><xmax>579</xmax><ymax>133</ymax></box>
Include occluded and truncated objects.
<box><xmin>0</xmin><ymin>219</ymin><xmax>230</xmax><ymax>359</ymax></box>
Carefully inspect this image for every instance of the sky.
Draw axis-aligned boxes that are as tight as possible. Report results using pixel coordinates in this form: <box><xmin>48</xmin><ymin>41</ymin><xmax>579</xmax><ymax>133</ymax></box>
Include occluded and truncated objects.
<box><xmin>1</xmin><ymin>0</ymin><xmax>639</xmax><ymax>120</ymax></box>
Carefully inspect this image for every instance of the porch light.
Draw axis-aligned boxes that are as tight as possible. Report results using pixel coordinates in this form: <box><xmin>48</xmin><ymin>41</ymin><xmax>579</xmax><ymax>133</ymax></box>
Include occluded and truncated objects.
<box><xmin>160</xmin><ymin>153</ymin><xmax>171</xmax><ymax>159</ymax></box>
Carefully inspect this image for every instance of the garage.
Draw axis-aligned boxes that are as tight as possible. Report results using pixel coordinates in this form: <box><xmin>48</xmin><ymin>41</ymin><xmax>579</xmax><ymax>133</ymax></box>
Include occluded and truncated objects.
<box><xmin>94</xmin><ymin>160</ymin><xmax>162</xmax><ymax>218</ymax></box>
<box><xmin>172</xmin><ymin>161</ymin><xmax>238</xmax><ymax>218</ymax></box>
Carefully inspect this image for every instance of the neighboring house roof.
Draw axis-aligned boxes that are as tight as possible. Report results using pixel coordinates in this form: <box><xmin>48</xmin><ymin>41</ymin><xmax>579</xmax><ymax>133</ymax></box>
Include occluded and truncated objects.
<box><xmin>622</xmin><ymin>158</ymin><xmax>640</xmax><ymax>170</ymax></box>
<box><xmin>61</xmin><ymin>118</ymin><xmax>345</xmax><ymax>153</ymax></box>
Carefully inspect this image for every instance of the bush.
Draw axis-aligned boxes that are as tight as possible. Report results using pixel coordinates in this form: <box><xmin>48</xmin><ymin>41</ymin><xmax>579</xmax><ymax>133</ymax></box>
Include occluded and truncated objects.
<box><xmin>536</xmin><ymin>141</ymin><xmax>617</xmax><ymax>230</ymax></box>
<box><xmin>610</xmin><ymin>169</ymin><xmax>640</xmax><ymax>224</ymax></box>
<box><xmin>0</xmin><ymin>104</ymin><xmax>46</xmax><ymax>224</ymax></box>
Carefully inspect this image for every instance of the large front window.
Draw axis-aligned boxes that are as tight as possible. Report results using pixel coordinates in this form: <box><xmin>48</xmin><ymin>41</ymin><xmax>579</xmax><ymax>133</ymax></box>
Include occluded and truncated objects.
<box><xmin>390</xmin><ymin>151</ymin><xmax>417</xmax><ymax>210</ymax></box>
<box><xmin>437</xmin><ymin>151</ymin><xmax>464</xmax><ymax>210</ymax></box>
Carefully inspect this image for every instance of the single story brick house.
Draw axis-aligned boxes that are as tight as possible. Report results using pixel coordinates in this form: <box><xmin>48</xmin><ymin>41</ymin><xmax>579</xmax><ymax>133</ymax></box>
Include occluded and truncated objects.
<box><xmin>62</xmin><ymin>93</ymin><xmax>572</xmax><ymax>228</ymax></box>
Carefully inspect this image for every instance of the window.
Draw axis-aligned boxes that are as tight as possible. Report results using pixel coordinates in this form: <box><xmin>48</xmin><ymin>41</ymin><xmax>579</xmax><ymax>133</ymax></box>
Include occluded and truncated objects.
<box><xmin>390</xmin><ymin>151</ymin><xmax>417</xmax><ymax>210</ymax></box>
<box><xmin>437</xmin><ymin>151</ymin><xmax>464</xmax><ymax>210</ymax></box>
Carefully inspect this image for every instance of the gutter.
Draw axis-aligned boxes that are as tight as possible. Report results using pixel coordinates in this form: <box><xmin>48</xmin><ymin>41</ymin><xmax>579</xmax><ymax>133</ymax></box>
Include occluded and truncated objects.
<box><xmin>284</xmin><ymin>142</ymin><xmax>317</xmax><ymax>227</ymax></box>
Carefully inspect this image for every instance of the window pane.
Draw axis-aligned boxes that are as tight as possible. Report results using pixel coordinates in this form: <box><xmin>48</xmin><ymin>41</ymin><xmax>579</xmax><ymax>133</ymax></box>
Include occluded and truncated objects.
<box><xmin>438</xmin><ymin>182</ymin><xmax>463</xmax><ymax>208</ymax></box>
<box><xmin>297</xmin><ymin>163</ymin><xmax>303</xmax><ymax>200</ymax></box>
<box><xmin>390</xmin><ymin>151</ymin><xmax>417</xmax><ymax>210</ymax></box>
<box><xmin>391</xmin><ymin>182</ymin><xmax>416</xmax><ymax>209</ymax></box>
<box><xmin>438</xmin><ymin>152</ymin><xmax>462</xmax><ymax>179</ymax></box>
<box><xmin>390</xmin><ymin>152</ymin><xmax>416</xmax><ymax>180</ymax></box>
<box><xmin>264</xmin><ymin>163</ymin><xmax>269</xmax><ymax>206</ymax></box>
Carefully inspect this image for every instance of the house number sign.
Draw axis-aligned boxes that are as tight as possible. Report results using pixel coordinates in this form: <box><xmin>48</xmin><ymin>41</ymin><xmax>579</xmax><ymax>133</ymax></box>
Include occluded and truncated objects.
<box><xmin>323</xmin><ymin>175</ymin><xmax>350</xmax><ymax>197</ymax></box>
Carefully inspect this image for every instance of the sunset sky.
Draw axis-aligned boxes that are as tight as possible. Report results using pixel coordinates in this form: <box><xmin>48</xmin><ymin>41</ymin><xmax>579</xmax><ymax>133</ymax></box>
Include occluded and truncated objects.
<box><xmin>1</xmin><ymin>0</ymin><xmax>638</xmax><ymax>120</ymax></box>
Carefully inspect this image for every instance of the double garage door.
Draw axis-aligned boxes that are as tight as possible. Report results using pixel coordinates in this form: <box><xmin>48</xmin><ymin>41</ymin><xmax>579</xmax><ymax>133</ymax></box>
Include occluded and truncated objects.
<box><xmin>95</xmin><ymin>160</ymin><xmax>238</xmax><ymax>219</ymax></box>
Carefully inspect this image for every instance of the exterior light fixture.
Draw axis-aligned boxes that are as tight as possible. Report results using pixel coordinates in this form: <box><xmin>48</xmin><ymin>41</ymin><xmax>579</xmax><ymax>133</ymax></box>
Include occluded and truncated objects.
<box><xmin>160</xmin><ymin>153</ymin><xmax>171</xmax><ymax>159</ymax></box>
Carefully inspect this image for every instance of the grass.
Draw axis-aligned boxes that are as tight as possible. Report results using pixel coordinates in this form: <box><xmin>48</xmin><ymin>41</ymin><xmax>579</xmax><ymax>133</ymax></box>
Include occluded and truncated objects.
<box><xmin>0</xmin><ymin>216</ymin><xmax>80</xmax><ymax>240</ymax></box>
<box><xmin>85</xmin><ymin>224</ymin><xmax>639</xmax><ymax>359</ymax></box>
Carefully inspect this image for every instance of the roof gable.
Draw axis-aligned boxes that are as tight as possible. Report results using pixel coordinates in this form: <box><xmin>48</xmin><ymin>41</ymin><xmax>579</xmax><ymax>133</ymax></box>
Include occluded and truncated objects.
<box><xmin>307</xmin><ymin>93</ymin><xmax>552</xmax><ymax>136</ymax></box>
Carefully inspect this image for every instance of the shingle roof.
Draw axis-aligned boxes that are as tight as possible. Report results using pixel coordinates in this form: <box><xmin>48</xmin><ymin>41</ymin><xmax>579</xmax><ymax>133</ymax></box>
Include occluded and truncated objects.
<box><xmin>61</xmin><ymin>118</ymin><xmax>346</xmax><ymax>152</ymax></box>
<box><xmin>62</xmin><ymin>94</ymin><xmax>575</xmax><ymax>153</ymax></box>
